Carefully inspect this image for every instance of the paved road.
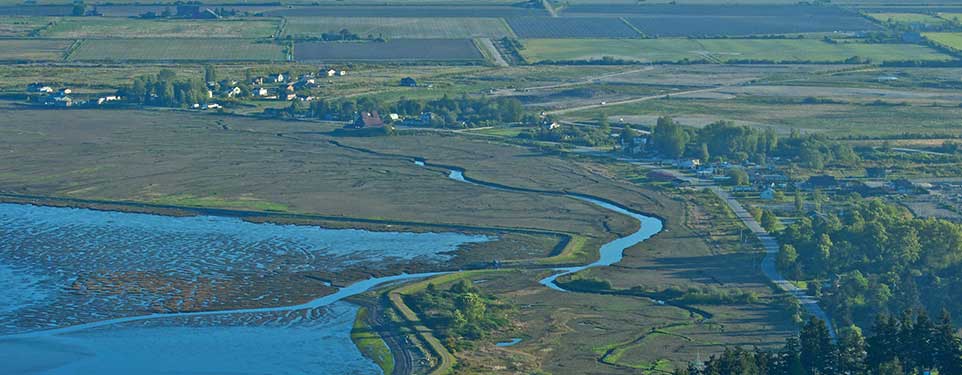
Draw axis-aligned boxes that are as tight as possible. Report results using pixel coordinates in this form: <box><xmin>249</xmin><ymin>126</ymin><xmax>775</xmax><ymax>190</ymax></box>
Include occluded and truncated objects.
<box><xmin>710</xmin><ymin>186</ymin><xmax>837</xmax><ymax>339</ymax></box>
<box><xmin>624</xmin><ymin>161</ymin><xmax>837</xmax><ymax>339</ymax></box>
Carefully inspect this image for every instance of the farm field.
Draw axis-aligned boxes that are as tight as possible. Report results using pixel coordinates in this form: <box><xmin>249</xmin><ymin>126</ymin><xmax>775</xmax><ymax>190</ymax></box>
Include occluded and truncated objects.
<box><xmin>559</xmin><ymin>3</ymin><xmax>869</xmax><ymax>16</ymax></box>
<box><xmin>867</xmin><ymin>13</ymin><xmax>951</xmax><ymax>26</ymax></box>
<box><xmin>67</xmin><ymin>39</ymin><xmax>285</xmax><ymax>62</ymax></box>
<box><xmin>626</xmin><ymin>15</ymin><xmax>879</xmax><ymax>37</ymax></box>
<box><xmin>521</xmin><ymin>38</ymin><xmax>953</xmax><ymax>63</ymax></box>
<box><xmin>283</xmin><ymin>17</ymin><xmax>512</xmax><ymax>39</ymax></box>
<box><xmin>506</xmin><ymin>17</ymin><xmax>641</xmax><ymax>38</ymax></box>
<box><xmin>0</xmin><ymin>16</ymin><xmax>56</xmax><ymax>36</ymax></box>
<box><xmin>565</xmin><ymin>95</ymin><xmax>962</xmax><ymax>137</ymax></box>
<box><xmin>295</xmin><ymin>39</ymin><xmax>483</xmax><ymax>62</ymax></box>
<box><xmin>925</xmin><ymin>32</ymin><xmax>962</xmax><ymax>51</ymax></box>
<box><xmin>0</xmin><ymin>39</ymin><xmax>70</xmax><ymax>61</ymax></box>
<box><xmin>262</xmin><ymin>5</ymin><xmax>545</xmax><ymax>18</ymax></box>
<box><xmin>40</xmin><ymin>18</ymin><xmax>280</xmax><ymax>39</ymax></box>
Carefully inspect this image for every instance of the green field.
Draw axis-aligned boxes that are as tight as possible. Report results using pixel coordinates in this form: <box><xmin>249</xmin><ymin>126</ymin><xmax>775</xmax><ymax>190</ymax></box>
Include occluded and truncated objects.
<box><xmin>0</xmin><ymin>39</ymin><xmax>70</xmax><ymax>61</ymax></box>
<box><xmin>42</xmin><ymin>18</ymin><xmax>280</xmax><ymax>39</ymax></box>
<box><xmin>924</xmin><ymin>32</ymin><xmax>962</xmax><ymax>51</ymax></box>
<box><xmin>867</xmin><ymin>13</ymin><xmax>950</xmax><ymax>26</ymax></box>
<box><xmin>283</xmin><ymin>17</ymin><xmax>513</xmax><ymax>39</ymax></box>
<box><xmin>521</xmin><ymin>38</ymin><xmax>954</xmax><ymax>63</ymax></box>
<box><xmin>67</xmin><ymin>39</ymin><xmax>285</xmax><ymax>61</ymax></box>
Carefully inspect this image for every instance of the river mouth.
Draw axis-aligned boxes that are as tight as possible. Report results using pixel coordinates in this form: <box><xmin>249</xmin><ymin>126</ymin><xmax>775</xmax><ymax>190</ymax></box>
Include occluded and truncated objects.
<box><xmin>2</xmin><ymin>157</ymin><xmax>665</xmax><ymax>374</ymax></box>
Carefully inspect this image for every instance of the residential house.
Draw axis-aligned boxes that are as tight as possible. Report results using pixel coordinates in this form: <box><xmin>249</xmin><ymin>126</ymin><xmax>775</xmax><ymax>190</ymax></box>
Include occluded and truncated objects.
<box><xmin>349</xmin><ymin>111</ymin><xmax>385</xmax><ymax>129</ymax></box>
<box><xmin>400</xmin><ymin>77</ymin><xmax>417</xmax><ymax>87</ymax></box>
<box><xmin>27</xmin><ymin>83</ymin><xmax>53</xmax><ymax>93</ymax></box>
<box><xmin>96</xmin><ymin>95</ymin><xmax>120</xmax><ymax>105</ymax></box>
<box><xmin>253</xmin><ymin>87</ymin><xmax>269</xmax><ymax>97</ymax></box>
<box><xmin>326</xmin><ymin>69</ymin><xmax>337</xmax><ymax>77</ymax></box>
<box><xmin>679</xmin><ymin>159</ymin><xmax>701</xmax><ymax>169</ymax></box>
<box><xmin>223</xmin><ymin>86</ymin><xmax>242</xmax><ymax>98</ymax></box>
<box><xmin>620</xmin><ymin>135</ymin><xmax>648</xmax><ymax>155</ymax></box>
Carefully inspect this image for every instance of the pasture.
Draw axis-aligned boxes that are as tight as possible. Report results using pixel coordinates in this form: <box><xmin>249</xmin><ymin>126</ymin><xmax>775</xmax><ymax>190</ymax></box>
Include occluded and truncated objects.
<box><xmin>295</xmin><ymin>39</ymin><xmax>483</xmax><ymax>62</ymax></box>
<box><xmin>521</xmin><ymin>38</ymin><xmax>953</xmax><ymax>63</ymax></box>
<box><xmin>41</xmin><ymin>18</ymin><xmax>280</xmax><ymax>39</ymax></box>
<box><xmin>924</xmin><ymin>32</ymin><xmax>962</xmax><ymax>51</ymax></box>
<box><xmin>284</xmin><ymin>17</ymin><xmax>512</xmax><ymax>39</ymax></box>
<box><xmin>0</xmin><ymin>39</ymin><xmax>70</xmax><ymax>61</ymax></box>
<box><xmin>67</xmin><ymin>39</ymin><xmax>285</xmax><ymax>62</ymax></box>
<box><xmin>506</xmin><ymin>17</ymin><xmax>641</xmax><ymax>38</ymax></box>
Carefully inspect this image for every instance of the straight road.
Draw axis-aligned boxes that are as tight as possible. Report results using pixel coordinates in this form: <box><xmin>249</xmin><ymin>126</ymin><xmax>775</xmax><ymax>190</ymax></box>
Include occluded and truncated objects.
<box><xmin>545</xmin><ymin>86</ymin><xmax>720</xmax><ymax>115</ymax></box>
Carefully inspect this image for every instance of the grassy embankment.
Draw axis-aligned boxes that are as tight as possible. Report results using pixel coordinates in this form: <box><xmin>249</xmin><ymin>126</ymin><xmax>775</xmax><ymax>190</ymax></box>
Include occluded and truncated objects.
<box><xmin>351</xmin><ymin>307</ymin><xmax>396</xmax><ymax>375</ymax></box>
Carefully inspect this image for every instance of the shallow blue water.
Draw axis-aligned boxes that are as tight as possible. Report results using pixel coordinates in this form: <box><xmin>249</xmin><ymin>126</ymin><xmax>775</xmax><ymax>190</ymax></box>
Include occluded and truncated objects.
<box><xmin>0</xmin><ymin>203</ymin><xmax>489</xmax><ymax>374</ymax></box>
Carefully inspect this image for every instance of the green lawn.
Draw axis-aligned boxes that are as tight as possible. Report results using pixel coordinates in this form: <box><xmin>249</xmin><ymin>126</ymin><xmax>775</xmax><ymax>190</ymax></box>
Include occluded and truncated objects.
<box><xmin>42</xmin><ymin>18</ymin><xmax>280</xmax><ymax>39</ymax></box>
<box><xmin>67</xmin><ymin>39</ymin><xmax>286</xmax><ymax>62</ymax></box>
<box><xmin>521</xmin><ymin>38</ymin><xmax>954</xmax><ymax>63</ymax></box>
<box><xmin>284</xmin><ymin>17</ymin><xmax>513</xmax><ymax>39</ymax></box>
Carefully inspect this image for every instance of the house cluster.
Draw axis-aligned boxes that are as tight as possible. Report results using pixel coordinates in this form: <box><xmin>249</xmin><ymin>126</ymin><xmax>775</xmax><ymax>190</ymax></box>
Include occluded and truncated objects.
<box><xmin>27</xmin><ymin>83</ymin><xmax>120</xmax><ymax>108</ymax></box>
<box><xmin>232</xmin><ymin>68</ymin><xmax>347</xmax><ymax>102</ymax></box>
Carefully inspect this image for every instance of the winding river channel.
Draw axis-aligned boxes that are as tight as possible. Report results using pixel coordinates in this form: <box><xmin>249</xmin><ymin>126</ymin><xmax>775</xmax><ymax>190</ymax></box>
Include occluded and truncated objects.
<box><xmin>0</xmin><ymin>161</ymin><xmax>663</xmax><ymax>374</ymax></box>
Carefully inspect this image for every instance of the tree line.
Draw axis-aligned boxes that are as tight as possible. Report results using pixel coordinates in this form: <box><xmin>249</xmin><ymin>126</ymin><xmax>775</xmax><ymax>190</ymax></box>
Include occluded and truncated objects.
<box><xmin>649</xmin><ymin>117</ymin><xmax>858</xmax><ymax>169</ymax></box>
<box><xmin>118</xmin><ymin>69</ymin><xmax>209</xmax><ymax>108</ymax></box>
<box><xmin>778</xmin><ymin>198</ymin><xmax>962</xmax><ymax>329</ymax></box>
<box><xmin>682</xmin><ymin>313</ymin><xmax>962</xmax><ymax>375</ymax></box>
<box><xmin>294</xmin><ymin>94</ymin><xmax>523</xmax><ymax>128</ymax></box>
<box><xmin>407</xmin><ymin>280</ymin><xmax>511</xmax><ymax>351</ymax></box>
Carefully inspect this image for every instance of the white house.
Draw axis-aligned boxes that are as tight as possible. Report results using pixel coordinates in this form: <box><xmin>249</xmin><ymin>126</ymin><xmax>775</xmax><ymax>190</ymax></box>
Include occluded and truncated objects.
<box><xmin>326</xmin><ymin>69</ymin><xmax>337</xmax><ymax>77</ymax></box>
<box><xmin>224</xmin><ymin>86</ymin><xmax>242</xmax><ymax>98</ymax></box>
<box><xmin>253</xmin><ymin>87</ymin><xmax>269</xmax><ymax>96</ymax></box>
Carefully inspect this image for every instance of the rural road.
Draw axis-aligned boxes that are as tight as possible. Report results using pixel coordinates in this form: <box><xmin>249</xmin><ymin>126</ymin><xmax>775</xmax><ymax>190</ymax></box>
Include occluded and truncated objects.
<box><xmin>491</xmin><ymin>66</ymin><xmax>655</xmax><ymax>96</ymax></box>
<box><xmin>478</xmin><ymin>38</ymin><xmax>509</xmax><ymax>67</ymax></box>
<box><xmin>709</xmin><ymin>186</ymin><xmax>837</xmax><ymax>339</ymax></box>
<box><xmin>622</xmin><ymin>161</ymin><xmax>836</xmax><ymax>339</ymax></box>
<box><xmin>545</xmin><ymin>86</ymin><xmax>720</xmax><ymax>115</ymax></box>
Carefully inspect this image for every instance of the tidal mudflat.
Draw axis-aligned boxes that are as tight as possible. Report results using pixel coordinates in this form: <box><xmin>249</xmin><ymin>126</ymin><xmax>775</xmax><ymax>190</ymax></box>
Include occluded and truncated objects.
<box><xmin>0</xmin><ymin>202</ymin><xmax>491</xmax><ymax>373</ymax></box>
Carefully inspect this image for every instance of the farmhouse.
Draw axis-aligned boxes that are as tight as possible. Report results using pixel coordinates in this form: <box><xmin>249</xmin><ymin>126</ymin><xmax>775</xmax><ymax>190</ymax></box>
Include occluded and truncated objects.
<box><xmin>400</xmin><ymin>77</ymin><xmax>417</xmax><ymax>87</ymax></box>
<box><xmin>350</xmin><ymin>111</ymin><xmax>385</xmax><ymax>129</ymax></box>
